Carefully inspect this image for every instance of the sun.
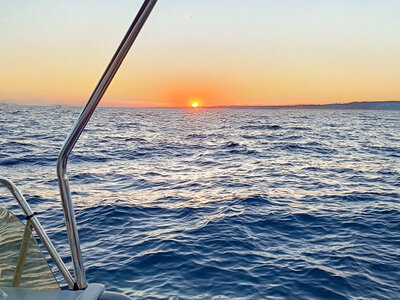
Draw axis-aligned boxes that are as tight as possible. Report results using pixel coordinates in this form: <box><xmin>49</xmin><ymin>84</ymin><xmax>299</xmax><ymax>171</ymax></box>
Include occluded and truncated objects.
<box><xmin>189</xmin><ymin>98</ymin><xmax>201</xmax><ymax>108</ymax></box>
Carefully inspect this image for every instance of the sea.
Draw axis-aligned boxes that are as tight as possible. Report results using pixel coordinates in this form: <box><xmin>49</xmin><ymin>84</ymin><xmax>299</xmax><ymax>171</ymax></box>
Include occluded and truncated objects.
<box><xmin>0</xmin><ymin>103</ymin><xmax>399</xmax><ymax>299</ymax></box>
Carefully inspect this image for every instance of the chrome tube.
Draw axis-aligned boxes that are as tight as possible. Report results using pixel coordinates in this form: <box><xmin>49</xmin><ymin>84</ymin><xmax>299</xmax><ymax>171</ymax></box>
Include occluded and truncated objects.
<box><xmin>56</xmin><ymin>0</ymin><xmax>158</xmax><ymax>290</ymax></box>
<box><xmin>0</xmin><ymin>177</ymin><xmax>75</xmax><ymax>289</ymax></box>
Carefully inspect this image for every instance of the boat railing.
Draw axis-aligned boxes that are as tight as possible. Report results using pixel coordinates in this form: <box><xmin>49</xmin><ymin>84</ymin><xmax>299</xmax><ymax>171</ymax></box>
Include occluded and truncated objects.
<box><xmin>0</xmin><ymin>177</ymin><xmax>75</xmax><ymax>289</ymax></box>
<box><xmin>56</xmin><ymin>0</ymin><xmax>158</xmax><ymax>290</ymax></box>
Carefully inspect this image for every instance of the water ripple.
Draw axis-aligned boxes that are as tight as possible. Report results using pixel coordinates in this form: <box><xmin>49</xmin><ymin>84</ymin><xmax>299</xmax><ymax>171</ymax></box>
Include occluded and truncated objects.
<box><xmin>0</xmin><ymin>105</ymin><xmax>400</xmax><ymax>299</ymax></box>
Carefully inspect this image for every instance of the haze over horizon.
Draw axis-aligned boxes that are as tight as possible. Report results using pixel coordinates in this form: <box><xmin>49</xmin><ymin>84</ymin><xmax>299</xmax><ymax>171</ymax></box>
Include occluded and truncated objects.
<box><xmin>2</xmin><ymin>100</ymin><xmax>400</xmax><ymax>109</ymax></box>
<box><xmin>1</xmin><ymin>1</ymin><xmax>400</xmax><ymax>108</ymax></box>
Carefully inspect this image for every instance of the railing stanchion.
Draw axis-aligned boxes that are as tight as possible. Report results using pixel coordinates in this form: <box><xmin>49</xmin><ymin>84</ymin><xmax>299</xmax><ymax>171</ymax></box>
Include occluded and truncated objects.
<box><xmin>56</xmin><ymin>0</ymin><xmax>158</xmax><ymax>289</ymax></box>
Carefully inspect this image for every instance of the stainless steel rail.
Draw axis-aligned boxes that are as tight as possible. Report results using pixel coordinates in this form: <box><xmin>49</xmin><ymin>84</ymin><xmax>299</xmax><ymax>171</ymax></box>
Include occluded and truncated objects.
<box><xmin>0</xmin><ymin>177</ymin><xmax>75</xmax><ymax>289</ymax></box>
<box><xmin>56</xmin><ymin>0</ymin><xmax>158</xmax><ymax>290</ymax></box>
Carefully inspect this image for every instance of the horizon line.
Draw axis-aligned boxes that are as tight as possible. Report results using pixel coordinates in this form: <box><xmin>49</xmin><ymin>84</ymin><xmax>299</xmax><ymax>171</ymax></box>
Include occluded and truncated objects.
<box><xmin>1</xmin><ymin>100</ymin><xmax>399</xmax><ymax>109</ymax></box>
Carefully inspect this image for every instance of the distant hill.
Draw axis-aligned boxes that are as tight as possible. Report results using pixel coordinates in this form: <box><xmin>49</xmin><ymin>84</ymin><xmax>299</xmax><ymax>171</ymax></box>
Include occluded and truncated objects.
<box><xmin>214</xmin><ymin>101</ymin><xmax>400</xmax><ymax>110</ymax></box>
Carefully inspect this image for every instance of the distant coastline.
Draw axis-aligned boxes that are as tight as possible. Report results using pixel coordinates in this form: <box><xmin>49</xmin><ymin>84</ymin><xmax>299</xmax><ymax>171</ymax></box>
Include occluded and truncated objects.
<box><xmin>205</xmin><ymin>101</ymin><xmax>400</xmax><ymax>110</ymax></box>
<box><xmin>1</xmin><ymin>100</ymin><xmax>400</xmax><ymax>110</ymax></box>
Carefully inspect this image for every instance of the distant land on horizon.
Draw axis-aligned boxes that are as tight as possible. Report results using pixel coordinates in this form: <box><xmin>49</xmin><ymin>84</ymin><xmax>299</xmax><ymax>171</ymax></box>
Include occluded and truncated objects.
<box><xmin>1</xmin><ymin>100</ymin><xmax>400</xmax><ymax>110</ymax></box>
<box><xmin>204</xmin><ymin>101</ymin><xmax>400</xmax><ymax>110</ymax></box>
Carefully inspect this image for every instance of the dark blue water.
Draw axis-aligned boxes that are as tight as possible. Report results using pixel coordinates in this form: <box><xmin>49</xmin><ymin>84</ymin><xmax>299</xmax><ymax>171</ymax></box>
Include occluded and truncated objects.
<box><xmin>0</xmin><ymin>103</ymin><xmax>399</xmax><ymax>299</ymax></box>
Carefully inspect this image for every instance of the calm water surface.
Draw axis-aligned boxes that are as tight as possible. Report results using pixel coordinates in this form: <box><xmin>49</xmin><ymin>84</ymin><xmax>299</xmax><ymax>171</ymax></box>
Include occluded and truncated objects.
<box><xmin>0</xmin><ymin>104</ymin><xmax>399</xmax><ymax>299</ymax></box>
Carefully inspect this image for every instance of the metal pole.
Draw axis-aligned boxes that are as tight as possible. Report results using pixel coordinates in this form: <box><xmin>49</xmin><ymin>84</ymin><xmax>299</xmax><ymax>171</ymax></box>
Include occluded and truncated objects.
<box><xmin>0</xmin><ymin>177</ymin><xmax>75</xmax><ymax>289</ymax></box>
<box><xmin>56</xmin><ymin>0</ymin><xmax>158</xmax><ymax>290</ymax></box>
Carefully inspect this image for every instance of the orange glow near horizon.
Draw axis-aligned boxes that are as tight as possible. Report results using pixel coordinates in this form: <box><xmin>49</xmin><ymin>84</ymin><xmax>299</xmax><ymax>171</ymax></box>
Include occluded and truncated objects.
<box><xmin>158</xmin><ymin>81</ymin><xmax>237</xmax><ymax>108</ymax></box>
<box><xmin>191</xmin><ymin>102</ymin><xmax>199</xmax><ymax>108</ymax></box>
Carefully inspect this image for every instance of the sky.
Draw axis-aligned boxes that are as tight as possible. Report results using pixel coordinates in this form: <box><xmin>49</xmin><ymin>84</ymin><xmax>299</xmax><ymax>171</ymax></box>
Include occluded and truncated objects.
<box><xmin>1</xmin><ymin>0</ymin><xmax>400</xmax><ymax>107</ymax></box>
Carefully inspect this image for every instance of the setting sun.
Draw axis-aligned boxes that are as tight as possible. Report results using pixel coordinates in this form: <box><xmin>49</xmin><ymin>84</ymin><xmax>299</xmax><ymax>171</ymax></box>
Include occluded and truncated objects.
<box><xmin>191</xmin><ymin>102</ymin><xmax>199</xmax><ymax>108</ymax></box>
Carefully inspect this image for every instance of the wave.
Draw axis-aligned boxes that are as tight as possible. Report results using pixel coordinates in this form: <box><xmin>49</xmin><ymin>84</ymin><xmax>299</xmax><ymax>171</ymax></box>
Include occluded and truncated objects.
<box><xmin>1</xmin><ymin>106</ymin><xmax>399</xmax><ymax>299</ymax></box>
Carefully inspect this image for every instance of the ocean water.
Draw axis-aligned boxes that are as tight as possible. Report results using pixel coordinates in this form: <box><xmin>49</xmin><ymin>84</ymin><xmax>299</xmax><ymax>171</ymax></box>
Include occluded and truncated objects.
<box><xmin>0</xmin><ymin>104</ymin><xmax>399</xmax><ymax>299</ymax></box>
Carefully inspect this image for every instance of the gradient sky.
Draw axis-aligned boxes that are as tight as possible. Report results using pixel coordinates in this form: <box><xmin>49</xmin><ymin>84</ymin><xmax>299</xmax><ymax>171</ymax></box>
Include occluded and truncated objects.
<box><xmin>1</xmin><ymin>0</ymin><xmax>400</xmax><ymax>107</ymax></box>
